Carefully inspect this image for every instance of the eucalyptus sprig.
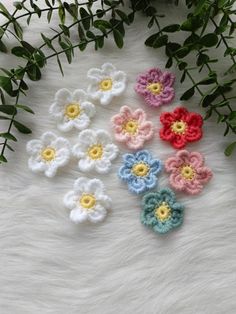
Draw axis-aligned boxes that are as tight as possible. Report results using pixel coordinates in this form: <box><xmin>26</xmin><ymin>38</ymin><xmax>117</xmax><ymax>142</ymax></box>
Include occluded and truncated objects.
<box><xmin>0</xmin><ymin>0</ymin><xmax>236</xmax><ymax>164</ymax></box>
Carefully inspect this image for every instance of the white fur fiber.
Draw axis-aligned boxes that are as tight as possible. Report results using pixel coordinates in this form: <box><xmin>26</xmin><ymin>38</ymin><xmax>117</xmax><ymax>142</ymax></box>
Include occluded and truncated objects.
<box><xmin>0</xmin><ymin>2</ymin><xmax>236</xmax><ymax>313</ymax></box>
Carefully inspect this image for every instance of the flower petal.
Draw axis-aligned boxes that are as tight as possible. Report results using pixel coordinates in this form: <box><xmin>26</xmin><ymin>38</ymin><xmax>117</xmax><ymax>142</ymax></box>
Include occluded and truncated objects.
<box><xmin>41</xmin><ymin>132</ymin><xmax>57</xmax><ymax>145</ymax></box>
<box><xmin>54</xmin><ymin>148</ymin><xmax>70</xmax><ymax>166</ymax></box>
<box><xmin>159</xmin><ymin>71</ymin><xmax>175</xmax><ymax>87</ymax></box>
<box><xmin>135</xmin><ymin>150</ymin><xmax>152</xmax><ymax>163</ymax></box>
<box><xmin>186</xmin><ymin>112</ymin><xmax>203</xmax><ymax>127</ymax></box>
<box><xmin>160</xmin><ymin>112</ymin><xmax>175</xmax><ymax>125</ymax></box>
<box><xmin>118</xmin><ymin>165</ymin><xmax>132</xmax><ymax>180</ymax></box>
<box><xmin>87</xmin><ymin>178</ymin><xmax>105</xmax><ymax>196</ymax></box>
<box><xmin>70</xmin><ymin>208</ymin><xmax>88</xmax><ymax>223</ymax></box>
<box><xmin>100</xmin><ymin>91</ymin><xmax>113</xmax><ymax>106</ymax></box>
<box><xmin>112</xmin><ymin>70</ymin><xmax>126</xmax><ymax>83</ymax></box>
<box><xmin>57</xmin><ymin>119</ymin><xmax>74</xmax><ymax>132</ymax></box>
<box><xmin>144</xmin><ymin>174</ymin><xmax>157</xmax><ymax>189</ymax></box>
<box><xmin>44</xmin><ymin>164</ymin><xmax>58</xmax><ymax>178</ymax></box>
<box><xmin>189</xmin><ymin>152</ymin><xmax>204</xmax><ymax>168</ymax></box>
<box><xmin>97</xmin><ymin>194</ymin><xmax>112</xmax><ymax>209</ymax></box>
<box><xmin>72</xmin><ymin>143</ymin><xmax>86</xmax><ymax>158</ymax></box>
<box><xmin>63</xmin><ymin>191</ymin><xmax>77</xmax><ymax>209</ymax></box>
<box><xmin>171</xmin><ymin>134</ymin><xmax>187</xmax><ymax>149</ymax></box>
<box><xmin>26</xmin><ymin>139</ymin><xmax>43</xmax><ymax>155</ymax></box>
<box><xmin>72</xmin><ymin>113</ymin><xmax>90</xmax><ymax>130</ymax></box>
<box><xmin>128</xmin><ymin>177</ymin><xmax>146</xmax><ymax>194</ymax></box>
<box><xmin>87</xmin><ymin>204</ymin><xmax>107</xmax><ymax>223</ymax></box>
<box><xmin>123</xmin><ymin>153</ymin><xmax>136</xmax><ymax>165</ymax></box>
<box><xmin>111</xmin><ymin>81</ymin><xmax>126</xmax><ymax>96</ymax></box>
<box><xmin>94</xmin><ymin>158</ymin><xmax>111</xmax><ymax>174</ymax></box>
<box><xmin>185</xmin><ymin>126</ymin><xmax>202</xmax><ymax>142</ymax></box>
<box><xmin>101</xmin><ymin>63</ymin><xmax>116</xmax><ymax>76</ymax></box>
<box><xmin>28</xmin><ymin>157</ymin><xmax>46</xmax><ymax>172</ymax></box>
<box><xmin>103</xmin><ymin>143</ymin><xmax>119</xmax><ymax>160</ymax></box>
<box><xmin>73</xmin><ymin>177</ymin><xmax>90</xmax><ymax>194</ymax></box>
<box><xmin>55</xmin><ymin>88</ymin><xmax>71</xmax><ymax>105</ymax></box>
<box><xmin>78</xmin><ymin>157</ymin><xmax>95</xmax><ymax>172</ymax></box>
<box><xmin>158</xmin><ymin>188</ymin><xmax>176</xmax><ymax>204</ymax></box>
<box><xmin>160</xmin><ymin>87</ymin><xmax>175</xmax><ymax>104</ymax></box>
<box><xmin>138</xmin><ymin>121</ymin><xmax>154</xmax><ymax>139</ymax></box>
<box><xmin>72</xmin><ymin>89</ymin><xmax>87</xmax><ymax>103</ymax></box>
<box><xmin>165</xmin><ymin>156</ymin><xmax>183</xmax><ymax>172</ymax></box>
<box><xmin>196</xmin><ymin>166</ymin><xmax>213</xmax><ymax>183</ymax></box>
<box><xmin>184</xmin><ymin>179</ymin><xmax>203</xmax><ymax>195</ymax></box>
<box><xmin>149</xmin><ymin>159</ymin><xmax>162</xmax><ymax>174</ymax></box>
<box><xmin>160</xmin><ymin>126</ymin><xmax>175</xmax><ymax>141</ymax></box>
<box><xmin>77</xmin><ymin>129</ymin><xmax>96</xmax><ymax>147</ymax></box>
<box><xmin>96</xmin><ymin>130</ymin><xmax>111</xmax><ymax>145</ymax></box>
<box><xmin>80</xmin><ymin>101</ymin><xmax>96</xmax><ymax>118</ymax></box>
<box><xmin>169</xmin><ymin>173</ymin><xmax>186</xmax><ymax>191</ymax></box>
<box><xmin>173</xmin><ymin>107</ymin><xmax>189</xmax><ymax>121</ymax></box>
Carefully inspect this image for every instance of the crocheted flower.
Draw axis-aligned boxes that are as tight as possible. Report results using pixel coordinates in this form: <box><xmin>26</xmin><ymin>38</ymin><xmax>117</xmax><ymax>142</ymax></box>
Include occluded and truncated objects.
<box><xmin>72</xmin><ymin>129</ymin><xmax>119</xmax><ymax>174</ymax></box>
<box><xmin>111</xmin><ymin>106</ymin><xmax>154</xmax><ymax>150</ymax></box>
<box><xmin>118</xmin><ymin>150</ymin><xmax>162</xmax><ymax>194</ymax></box>
<box><xmin>49</xmin><ymin>88</ymin><xmax>95</xmax><ymax>132</ymax></box>
<box><xmin>26</xmin><ymin>132</ymin><xmax>70</xmax><ymax>178</ymax></box>
<box><xmin>141</xmin><ymin>188</ymin><xmax>184</xmax><ymax>234</ymax></box>
<box><xmin>165</xmin><ymin>150</ymin><xmax>213</xmax><ymax>195</ymax></box>
<box><xmin>135</xmin><ymin>68</ymin><xmax>175</xmax><ymax>107</ymax></box>
<box><xmin>64</xmin><ymin>177</ymin><xmax>111</xmax><ymax>224</ymax></box>
<box><xmin>160</xmin><ymin>107</ymin><xmax>203</xmax><ymax>149</ymax></box>
<box><xmin>87</xmin><ymin>63</ymin><xmax>127</xmax><ymax>105</ymax></box>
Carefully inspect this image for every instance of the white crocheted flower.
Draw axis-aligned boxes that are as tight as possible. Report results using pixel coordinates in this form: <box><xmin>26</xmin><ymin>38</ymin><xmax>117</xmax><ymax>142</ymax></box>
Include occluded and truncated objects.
<box><xmin>72</xmin><ymin>129</ymin><xmax>119</xmax><ymax>174</ymax></box>
<box><xmin>26</xmin><ymin>131</ymin><xmax>71</xmax><ymax>177</ymax></box>
<box><xmin>87</xmin><ymin>63</ymin><xmax>127</xmax><ymax>105</ymax></box>
<box><xmin>49</xmin><ymin>88</ymin><xmax>96</xmax><ymax>132</ymax></box>
<box><xmin>64</xmin><ymin>177</ymin><xmax>112</xmax><ymax>223</ymax></box>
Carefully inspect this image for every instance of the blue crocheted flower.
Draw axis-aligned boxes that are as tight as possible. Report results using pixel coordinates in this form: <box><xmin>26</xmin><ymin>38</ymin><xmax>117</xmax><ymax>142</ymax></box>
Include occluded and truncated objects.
<box><xmin>141</xmin><ymin>188</ymin><xmax>184</xmax><ymax>234</ymax></box>
<box><xmin>118</xmin><ymin>150</ymin><xmax>162</xmax><ymax>194</ymax></box>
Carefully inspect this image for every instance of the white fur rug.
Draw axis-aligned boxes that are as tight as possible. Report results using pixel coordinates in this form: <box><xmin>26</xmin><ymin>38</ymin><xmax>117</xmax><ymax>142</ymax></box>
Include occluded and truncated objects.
<box><xmin>1</xmin><ymin>2</ymin><xmax>236</xmax><ymax>313</ymax></box>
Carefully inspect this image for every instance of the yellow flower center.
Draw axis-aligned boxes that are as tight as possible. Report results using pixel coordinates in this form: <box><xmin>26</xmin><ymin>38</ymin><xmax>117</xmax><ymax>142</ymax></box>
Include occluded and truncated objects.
<box><xmin>171</xmin><ymin>120</ymin><xmax>187</xmax><ymax>134</ymax></box>
<box><xmin>99</xmin><ymin>78</ymin><xmax>113</xmax><ymax>91</ymax></box>
<box><xmin>41</xmin><ymin>147</ymin><xmax>56</xmax><ymax>162</ymax></box>
<box><xmin>65</xmin><ymin>103</ymin><xmax>81</xmax><ymax>119</ymax></box>
<box><xmin>87</xmin><ymin>144</ymin><xmax>103</xmax><ymax>160</ymax></box>
<box><xmin>132</xmin><ymin>163</ymin><xmax>149</xmax><ymax>177</ymax></box>
<box><xmin>147</xmin><ymin>82</ymin><xmax>163</xmax><ymax>95</ymax></box>
<box><xmin>155</xmin><ymin>202</ymin><xmax>171</xmax><ymax>221</ymax></box>
<box><xmin>123</xmin><ymin>120</ymin><xmax>139</xmax><ymax>134</ymax></box>
<box><xmin>79</xmin><ymin>194</ymin><xmax>96</xmax><ymax>209</ymax></box>
<box><xmin>181</xmin><ymin>165</ymin><xmax>195</xmax><ymax>180</ymax></box>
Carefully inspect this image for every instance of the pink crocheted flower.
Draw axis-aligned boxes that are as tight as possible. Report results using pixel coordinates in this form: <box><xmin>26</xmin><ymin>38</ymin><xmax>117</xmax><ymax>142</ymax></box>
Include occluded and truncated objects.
<box><xmin>111</xmin><ymin>106</ymin><xmax>154</xmax><ymax>150</ymax></box>
<box><xmin>165</xmin><ymin>150</ymin><xmax>212</xmax><ymax>195</ymax></box>
<box><xmin>134</xmin><ymin>68</ymin><xmax>175</xmax><ymax>107</ymax></box>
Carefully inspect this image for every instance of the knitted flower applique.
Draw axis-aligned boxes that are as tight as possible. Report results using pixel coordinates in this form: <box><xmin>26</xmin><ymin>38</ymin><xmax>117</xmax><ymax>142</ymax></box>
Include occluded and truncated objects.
<box><xmin>141</xmin><ymin>188</ymin><xmax>184</xmax><ymax>234</ymax></box>
<box><xmin>26</xmin><ymin>132</ymin><xmax>70</xmax><ymax>178</ymax></box>
<box><xmin>135</xmin><ymin>68</ymin><xmax>175</xmax><ymax>108</ymax></box>
<box><xmin>64</xmin><ymin>177</ymin><xmax>112</xmax><ymax>224</ymax></box>
<box><xmin>72</xmin><ymin>129</ymin><xmax>119</xmax><ymax>174</ymax></box>
<box><xmin>49</xmin><ymin>88</ymin><xmax>96</xmax><ymax>132</ymax></box>
<box><xmin>118</xmin><ymin>150</ymin><xmax>162</xmax><ymax>194</ymax></box>
<box><xmin>111</xmin><ymin>106</ymin><xmax>154</xmax><ymax>150</ymax></box>
<box><xmin>87</xmin><ymin>63</ymin><xmax>127</xmax><ymax>106</ymax></box>
<box><xmin>160</xmin><ymin>107</ymin><xmax>203</xmax><ymax>149</ymax></box>
<box><xmin>165</xmin><ymin>150</ymin><xmax>212</xmax><ymax>195</ymax></box>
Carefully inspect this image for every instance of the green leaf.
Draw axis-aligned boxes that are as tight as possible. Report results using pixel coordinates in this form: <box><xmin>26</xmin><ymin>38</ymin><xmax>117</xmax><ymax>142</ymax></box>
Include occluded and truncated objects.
<box><xmin>13</xmin><ymin>21</ymin><xmax>23</xmax><ymax>39</ymax></box>
<box><xmin>200</xmin><ymin>33</ymin><xmax>218</xmax><ymax>47</ymax></box>
<box><xmin>80</xmin><ymin>7</ymin><xmax>90</xmax><ymax>30</ymax></box>
<box><xmin>59</xmin><ymin>24</ymin><xmax>70</xmax><ymax>37</ymax></box>
<box><xmin>113</xmin><ymin>29</ymin><xmax>123</xmax><ymax>48</ymax></box>
<box><xmin>197</xmin><ymin>53</ymin><xmax>209</xmax><ymax>66</ymax></box>
<box><xmin>13</xmin><ymin>2</ymin><xmax>23</xmax><ymax>10</ymax></box>
<box><xmin>153</xmin><ymin>35</ymin><xmax>168</xmax><ymax>48</ymax></box>
<box><xmin>0</xmin><ymin>3</ymin><xmax>10</xmax><ymax>17</ymax></box>
<box><xmin>162</xmin><ymin>24</ymin><xmax>180</xmax><ymax>32</ymax></box>
<box><xmin>56</xmin><ymin>56</ymin><xmax>64</xmax><ymax>76</ymax></box>
<box><xmin>115</xmin><ymin>9</ymin><xmax>130</xmax><ymax>25</ymax></box>
<box><xmin>218</xmin><ymin>0</ymin><xmax>229</xmax><ymax>8</ymax></box>
<box><xmin>0</xmin><ymin>115</ymin><xmax>10</xmax><ymax>120</ymax></box>
<box><xmin>0</xmin><ymin>39</ymin><xmax>7</xmax><ymax>53</ymax></box>
<box><xmin>180</xmin><ymin>87</ymin><xmax>195</xmax><ymax>100</ymax></box>
<box><xmin>58</xmin><ymin>5</ymin><xmax>65</xmax><ymax>24</ymax></box>
<box><xmin>166</xmin><ymin>57</ymin><xmax>173</xmax><ymax>68</ymax></box>
<box><xmin>41</xmin><ymin>33</ymin><xmax>55</xmax><ymax>51</ymax></box>
<box><xmin>26</xmin><ymin>64</ymin><xmax>41</xmax><ymax>81</ymax></box>
<box><xmin>13</xmin><ymin>120</ymin><xmax>32</xmax><ymax>134</ymax></box>
<box><xmin>16</xmin><ymin>104</ymin><xmax>34</xmax><ymax>114</ymax></box>
<box><xmin>6</xmin><ymin>143</ymin><xmax>14</xmax><ymax>152</ymax></box>
<box><xmin>0</xmin><ymin>105</ymin><xmax>17</xmax><ymax>115</ymax></box>
<box><xmin>47</xmin><ymin>9</ymin><xmax>53</xmax><ymax>23</ymax></box>
<box><xmin>197</xmin><ymin>77</ymin><xmax>216</xmax><ymax>85</ymax></box>
<box><xmin>11</xmin><ymin>46</ymin><xmax>30</xmax><ymax>58</ymax></box>
<box><xmin>224</xmin><ymin>142</ymin><xmax>236</xmax><ymax>156</ymax></box>
<box><xmin>0</xmin><ymin>155</ymin><xmax>7</xmax><ymax>163</ymax></box>
<box><xmin>0</xmin><ymin>76</ymin><xmax>13</xmax><ymax>96</ymax></box>
<box><xmin>93</xmin><ymin>20</ymin><xmax>111</xmax><ymax>29</ymax></box>
<box><xmin>194</xmin><ymin>0</ymin><xmax>207</xmax><ymax>16</ymax></box>
<box><xmin>59</xmin><ymin>41</ymin><xmax>72</xmax><ymax>63</ymax></box>
<box><xmin>0</xmin><ymin>132</ymin><xmax>17</xmax><ymax>141</ymax></box>
<box><xmin>181</xmin><ymin>16</ymin><xmax>203</xmax><ymax>32</ymax></box>
<box><xmin>176</xmin><ymin>47</ymin><xmax>190</xmax><ymax>58</ymax></box>
<box><xmin>145</xmin><ymin>33</ymin><xmax>160</xmax><ymax>47</ymax></box>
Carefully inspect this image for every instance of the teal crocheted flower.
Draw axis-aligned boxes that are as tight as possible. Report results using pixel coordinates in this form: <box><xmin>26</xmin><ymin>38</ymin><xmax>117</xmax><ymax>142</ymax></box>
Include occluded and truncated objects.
<box><xmin>141</xmin><ymin>188</ymin><xmax>184</xmax><ymax>234</ymax></box>
<box><xmin>118</xmin><ymin>150</ymin><xmax>162</xmax><ymax>194</ymax></box>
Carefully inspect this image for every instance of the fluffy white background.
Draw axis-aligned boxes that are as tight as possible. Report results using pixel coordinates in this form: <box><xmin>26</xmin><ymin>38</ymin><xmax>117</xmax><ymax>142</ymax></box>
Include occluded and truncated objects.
<box><xmin>0</xmin><ymin>1</ymin><xmax>236</xmax><ymax>313</ymax></box>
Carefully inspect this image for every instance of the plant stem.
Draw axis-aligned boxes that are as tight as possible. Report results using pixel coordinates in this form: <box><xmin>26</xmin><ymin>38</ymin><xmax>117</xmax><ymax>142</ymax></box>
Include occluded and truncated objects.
<box><xmin>0</xmin><ymin>3</ymin><xmax>123</xmax><ymax>159</ymax></box>
<box><xmin>210</xmin><ymin>16</ymin><xmax>236</xmax><ymax>67</ymax></box>
<box><xmin>153</xmin><ymin>15</ymin><xmax>235</xmax><ymax>134</ymax></box>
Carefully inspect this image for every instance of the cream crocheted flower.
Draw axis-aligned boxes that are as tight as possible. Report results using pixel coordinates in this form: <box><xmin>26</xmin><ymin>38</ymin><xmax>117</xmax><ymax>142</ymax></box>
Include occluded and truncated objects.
<box><xmin>87</xmin><ymin>63</ymin><xmax>127</xmax><ymax>105</ymax></box>
<box><xmin>64</xmin><ymin>177</ymin><xmax>112</xmax><ymax>223</ymax></box>
<box><xmin>26</xmin><ymin>131</ymin><xmax>71</xmax><ymax>177</ymax></box>
<box><xmin>72</xmin><ymin>129</ymin><xmax>119</xmax><ymax>174</ymax></box>
<box><xmin>49</xmin><ymin>88</ymin><xmax>96</xmax><ymax>132</ymax></box>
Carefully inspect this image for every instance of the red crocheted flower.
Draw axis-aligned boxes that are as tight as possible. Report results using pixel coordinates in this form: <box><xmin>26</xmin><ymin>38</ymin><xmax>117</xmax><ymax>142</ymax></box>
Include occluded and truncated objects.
<box><xmin>159</xmin><ymin>107</ymin><xmax>203</xmax><ymax>149</ymax></box>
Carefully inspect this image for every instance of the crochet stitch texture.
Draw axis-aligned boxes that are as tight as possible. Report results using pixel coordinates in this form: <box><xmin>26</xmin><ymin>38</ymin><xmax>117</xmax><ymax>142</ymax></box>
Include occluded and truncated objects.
<box><xmin>72</xmin><ymin>128</ymin><xmax>119</xmax><ymax>174</ymax></box>
<box><xmin>118</xmin><ymin>150</ymin><xmax>162</xmax><ymax>194</ymax></box>
<box><xmin>87</xmin><ymin>63</ymin><xmax>127</xmax><ymax>106</ymax></box>
<box><xmin>64</xmin><ymin>177</ymin><xmax>112</xmax><ymax>223</ymax></box>
<box><xmin>165</xmin><ymin>150</ymin><xmax>213</xmax><ymax>195</ymax></box>
<box><xmin>160</xmin><ymin>107</ymin><xmax>203</xmax><ymax>149</ymax></box>
<box><xmin>141</xmin><ymin>188</ymin><xmax>184</xmax><ymax>234</ymax></box>
<box><xmin>111</xmin><ymin>105</ymin><xmax>154</xmax><ymax>150</ymax></box>
<box><xmin>135</xmin><ymin>68</ymin><xmax>175</xmax><ymax>107</ymax></box>
<box><xmin>49</xmin><ymin>88</ymin><xmax>96</xmax><ymax>132</ymax></box>
<box><xmin>26</xmin><ymin>131</ymin><xmax>71</xmax><ymax>178</ymax></box>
